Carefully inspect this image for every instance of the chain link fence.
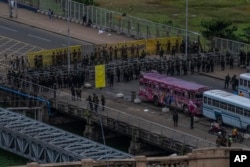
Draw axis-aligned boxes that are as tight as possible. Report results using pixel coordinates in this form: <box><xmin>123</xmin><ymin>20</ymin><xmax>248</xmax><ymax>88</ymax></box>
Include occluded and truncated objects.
<box><xmin>213</xmin><ymin>37</ymin><xmax>250</xmax><ymax>54</ymax></box>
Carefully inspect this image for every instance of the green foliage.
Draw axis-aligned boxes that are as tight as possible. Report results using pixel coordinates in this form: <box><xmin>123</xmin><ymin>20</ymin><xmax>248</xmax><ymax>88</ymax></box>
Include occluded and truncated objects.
<box><xmin>200</xmin><ymin>19</ymin><xmax>238</xmax><ymax>40</ymax></box>
<box><xmin>240</xmin><ymin>27</ymin><xmax>250</xmax><ymax>43</ymax></box>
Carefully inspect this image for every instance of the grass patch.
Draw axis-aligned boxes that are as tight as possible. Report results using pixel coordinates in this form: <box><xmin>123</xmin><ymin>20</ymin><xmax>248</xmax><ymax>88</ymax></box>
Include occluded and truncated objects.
<box><xmin>96</xmin><ymin>0</ymin><xmax>250</xmax><ymax>34</ymax></box>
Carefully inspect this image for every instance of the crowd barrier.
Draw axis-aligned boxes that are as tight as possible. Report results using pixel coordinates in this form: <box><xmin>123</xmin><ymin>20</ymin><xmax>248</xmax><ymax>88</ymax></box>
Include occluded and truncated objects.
<box><xmin>26</xmin><ymin>37</ymin><xmax>182</xmax><ymax>68</ymax></box>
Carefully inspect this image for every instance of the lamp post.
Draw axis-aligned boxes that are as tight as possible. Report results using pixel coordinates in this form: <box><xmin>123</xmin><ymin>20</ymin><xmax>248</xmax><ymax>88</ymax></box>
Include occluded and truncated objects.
<box><xmin>67</xmin><ymin>0</ymin><xmax>71</xmax><ymax>73</ymax></box>
<box><xmin>185</xmin><ymin>0</ymin><xmax>188</xmax><ymax>60</ymax></box>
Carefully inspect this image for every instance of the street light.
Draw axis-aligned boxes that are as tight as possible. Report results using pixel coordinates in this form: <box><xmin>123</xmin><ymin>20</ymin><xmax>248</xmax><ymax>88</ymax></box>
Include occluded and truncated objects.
<box><xmin>185</xmin><ymin>0</ymin><xmax>188</xmax><ymax>60</ymax></box>
<box><xmin>67</xmin><ymin>0</ymin><xmax>71</xmax><ymax>73</ymax></box>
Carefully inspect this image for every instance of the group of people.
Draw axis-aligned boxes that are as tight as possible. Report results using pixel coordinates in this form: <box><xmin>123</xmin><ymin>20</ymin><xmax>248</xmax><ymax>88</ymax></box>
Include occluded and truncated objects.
<box><xmin>215</xmin><ymin>125</ymin><xmax>243</xmax><ymax>147</ymax></box>
<box><xmin>87</xmin><ymin>94</ymin><xmax>106</xmax><ymax>112</ymax></box>
<box><xmin>224</xmin><ymin>74</ymin><xmax>238</xmax><ymax>91</ymax></box>
<box><xmin>172</xmin><ymin>110</ymin><xmax>195</xmax><ymax>129</ymax></box>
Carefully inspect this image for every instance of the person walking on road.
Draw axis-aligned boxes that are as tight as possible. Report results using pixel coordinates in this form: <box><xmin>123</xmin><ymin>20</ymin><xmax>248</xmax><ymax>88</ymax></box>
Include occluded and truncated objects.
<box><xmin>173</xmin><ymin>110</ymin><xmax>178</xmax><ymax>127</ymax></box>
<box><xmin>224</xmin><ymin>74</ymin><xmax>230</xmax><ymax>89</ymax></box>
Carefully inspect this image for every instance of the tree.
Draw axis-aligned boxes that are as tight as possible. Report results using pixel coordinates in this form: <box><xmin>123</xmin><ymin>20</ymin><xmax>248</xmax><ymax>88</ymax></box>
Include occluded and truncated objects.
<box><xmin>240</xmin><ymin>27</ymin><xmax>250</xmax><ymax>43</ymax></box>
<box><xmin>200</xmin><ymin>19</ymin><xmax>237</xmax><ymax>40</ymax></box>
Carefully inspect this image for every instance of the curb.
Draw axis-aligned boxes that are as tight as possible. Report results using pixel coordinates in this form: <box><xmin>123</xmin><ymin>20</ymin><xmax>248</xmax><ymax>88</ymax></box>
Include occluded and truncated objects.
<box><xmin>199</xmin><ymin>72</ymin><xmax>224</xmax><ymax>81</ymax></box>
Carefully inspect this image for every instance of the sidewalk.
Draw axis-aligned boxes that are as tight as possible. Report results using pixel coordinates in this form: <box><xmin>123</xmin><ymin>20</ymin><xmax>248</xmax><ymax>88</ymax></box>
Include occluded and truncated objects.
<box><xmin>0</xmin><ymin>1</ymin><xmax>247</xmax><ymax>80</ymax></box>
<box><xmin>0</xmin><ymin>2</ymin><xmax>133</xmax><ymax>44</ymax></box>
<box><xmin>199</xmin><ymin>64</ymin><xmax>246</xmax><ymax>80</ymax></box>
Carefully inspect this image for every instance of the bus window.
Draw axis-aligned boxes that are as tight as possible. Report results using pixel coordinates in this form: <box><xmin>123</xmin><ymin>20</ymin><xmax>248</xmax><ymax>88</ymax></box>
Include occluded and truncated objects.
<box><xmin>213</xmin><ymin>100</ymin><xmax>220</xmax><ymax>107</ymax></box>
<box><xmin>245</xmin><ymin>110</ymin><xmax>250</xmax><ymax>117</ymax></box>
<box><xmin>240</xmin><ymin>79</ymin><xmax>243</xmax><ymax>85</ymax></box>
<box><xmin>208</xmin><ymin>98</ymin><xmax>212</xmax><ymax>105</ymax></box>
<box><xmin>195</xmin><ymin>93</ymin><xmax>203</xmax><ymax>99</ymax></box>
<box><xmin>189</xmin><ymin>93</ymin><xmax>194</xmax><ymax>99</ymax></box>
<box><xmin>203</xmin><ymin>96</ymin><xmax>207</xmax><ymax>103</ymax></box>
<box><xmin>236</xmin><ymin>107</ymin><xmax>243</xmax><ymax>115</ymax></box>
<box><xmin>160</xmin><ymin>87</ymin><xmax>166</xmax><ymax>91</ymax></box>
<box><xmin>248</xmin><ymin>81</ymin><xmax>250</xmax><ymax>88</ymax></box>
<box><xmin>244</xmin><ymin>80</ymin><xmax>247</xmax><ymax>87</ymax></box>
<box><xmin>228</xmin><ymin>104</ymin><xmax>235</xmax><ymax>112</ymax></box>
<box><xmin>220</xmin><ymin>102</ymin><xmax>227</xmax><ymax>110</ymax></box>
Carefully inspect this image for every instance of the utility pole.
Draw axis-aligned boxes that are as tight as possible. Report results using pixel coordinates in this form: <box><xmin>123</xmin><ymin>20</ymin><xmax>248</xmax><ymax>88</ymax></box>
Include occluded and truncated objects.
<box><xmin>67</xmin><ymin>0</ymin><xmax>71</xmax><ymax>73</ymax></box>
<box><xmin>185</xmin><ymin>0</ymin><xmax>188</xmax><ymax>60</ymax></box>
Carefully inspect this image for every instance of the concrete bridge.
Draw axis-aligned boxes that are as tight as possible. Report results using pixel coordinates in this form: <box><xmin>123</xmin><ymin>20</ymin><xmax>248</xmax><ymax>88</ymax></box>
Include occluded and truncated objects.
<box><xmin>0</xmin><ymin>76</ymin><xmax>218</xmax><ymax>156</ymax></box>
<box><xmin>13</xmin><ymin>147</ymin><xmax>250</xmax><ymax>167</ymax></box>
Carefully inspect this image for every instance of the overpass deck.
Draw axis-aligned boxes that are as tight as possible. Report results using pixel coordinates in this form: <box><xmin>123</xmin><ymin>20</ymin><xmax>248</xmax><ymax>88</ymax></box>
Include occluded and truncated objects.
<box><xmin>0</xmin><ymin>108</ymin><xmax>132</xmax><ymax>163</ymax></box>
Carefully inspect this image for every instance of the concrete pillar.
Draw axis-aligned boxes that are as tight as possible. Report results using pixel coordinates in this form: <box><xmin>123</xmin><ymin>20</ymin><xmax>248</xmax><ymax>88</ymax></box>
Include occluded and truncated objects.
<box><xmin>81</xmin><ymin>159</ymin><xmax>94</xmax><ymax>167</ymax></box>
<box><xmin>83</xmin><ymin>120</ymin><xmax>99</xmax><ymax>140</ymax></box>
<box><xmin>135</xmin><ymin>156</ymin><xmax>147</xmax><ymax>167</ymax></box>
<box><xmin>27</xmin><ymin>162</ymin><xmax>39</xmax><ymax>167</ymax></box>
<box><xmin>128</xmin><ymin>136</ymin><xmax>141</xmax><ymax>155</ymax></box>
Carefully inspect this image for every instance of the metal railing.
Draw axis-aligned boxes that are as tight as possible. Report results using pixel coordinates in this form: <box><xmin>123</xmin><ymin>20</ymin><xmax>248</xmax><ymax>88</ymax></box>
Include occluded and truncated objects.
<box><xmin>38</xmin><ymin>0</ymin><xmax>200</xmax><ymax>41</ymax></box>
<box><xmin>213</xmin><ymin>37</ymin><xmax>250</xmax><ymax>54</ymax></box>
<box><xmin>3</xmin><ymin>76</ymin><xmax>216</xmax><ymax>152</ymax></box>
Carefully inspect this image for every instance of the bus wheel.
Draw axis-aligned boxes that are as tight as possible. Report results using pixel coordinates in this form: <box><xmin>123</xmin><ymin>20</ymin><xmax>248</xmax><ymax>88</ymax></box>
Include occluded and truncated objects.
<box><xmin>153</xmin><ymin>96</ymin><xmax>159</xmax><ymax>106</ymax></box>
<box><xmin>183</xmin><ymin>105</ymin><xmax>189</xmax><ymax>114</ymax></box>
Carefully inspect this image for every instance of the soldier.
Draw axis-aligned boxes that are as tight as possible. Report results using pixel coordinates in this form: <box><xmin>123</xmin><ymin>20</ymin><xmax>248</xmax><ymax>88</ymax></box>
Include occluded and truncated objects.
<box><xmin>159</xmin><ymin>47</ymin><xmax>164</xmax><ymax>59</ymax></box>
<box><xmin>71</xmin><ymin>84</ymin><xmax>75</xmax><ymax>101</ymax></box>
<box><xmin>101</xmin><ymin>95</ymin><xmax>106</xmax><ymax>111</ymax></box>
<box><xmin>173</xmin><ymin>110</ymin><xmax>178</xmax><ymax>127</ymax></box>
<box><xmin>156</xmin><ymin>41</ymin><xmax>161</xmax><ymax>55</ymax></box>
<box><xmin>190</xmin><ymin>60</ymin><xmax>194</xmax><ymax>74</ymax></box>
<box><xmin>167</xmin><ymin>40</ymin><xmax>171</xmax><ymax>54</ymax></box>
<box><xmin>197</xmin><ymin>58</ymin><xmax>201</xmax><ymax>73</ymax></box>
<box><xmin>109</xmin><ymin>45</ymin><xmax>113</xmax><ymax>61</ymax></box>
<box><xmin>231</xmin><ymin>74</ymin><xmax>238</xmax><ymax>91</ymax></box>
<box><xmin>87</xmin><ymin>95</ymin><xmax>93</xmax><ymax>111</ymax></box>
<box><xmin>116</xmin><ymin>67</ymin><xmax>120</xmax><ymax>82</ymax></box>
<box><xmin>130</xmin><ymin>44</ymin><xmax>135</xmax><ymax>59</ymax></box>
<box><xmin>76</xmin><ymin>87</ymin><xmax>81</xmax><ymax>100</ymax></box>
<box><xmin>114</xmin><ymin>46</ymin><xmax>118</xmax><ymax>60</ymax></box>
<box><xmin>221</xmin><ymin>57</ymin><xmax>225</xmax><ymax>71</ymax></box>
<box><xmin>94</xmin><ymin>95</ymin><xmax>99</xmax><ymax>112</ymax></box>
<box><xmin>224</xmin><ymin>74</ymin><xmax>230</xmax><ymax>89</ymax></box>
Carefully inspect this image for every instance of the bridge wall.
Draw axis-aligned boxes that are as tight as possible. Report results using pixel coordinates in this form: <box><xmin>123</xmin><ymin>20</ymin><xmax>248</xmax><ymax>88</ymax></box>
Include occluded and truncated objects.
<box><xmin>22</xmin><ymin>147</ymin><xmax>249</xmax><ymax>167</ymax></box>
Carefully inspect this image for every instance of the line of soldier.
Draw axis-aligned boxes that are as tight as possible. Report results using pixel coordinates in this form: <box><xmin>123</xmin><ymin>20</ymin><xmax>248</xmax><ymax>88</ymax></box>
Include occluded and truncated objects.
<box><xmin>87</xmin><ymin>94</ymin><xmax>105</xmax><ymax>112</ymax></box>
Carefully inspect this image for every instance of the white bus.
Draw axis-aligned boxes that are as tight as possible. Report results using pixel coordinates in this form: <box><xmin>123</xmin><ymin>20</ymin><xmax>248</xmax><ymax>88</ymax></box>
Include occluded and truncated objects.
<box><xmin>238</xmin><ymin>73</ymin><xmax>250</xmax><ymax>98</ymax></box>
<box><xmin>203</xmin><ymin>89</ymin><xmax>250</xmax><ymax>133</ymax></box>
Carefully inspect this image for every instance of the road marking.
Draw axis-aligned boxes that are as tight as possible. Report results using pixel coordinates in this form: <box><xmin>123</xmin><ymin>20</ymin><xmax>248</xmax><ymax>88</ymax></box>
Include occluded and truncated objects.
<box><xmin>0</xmin><ymin>25</ymin><xmax>18</xmax><ymax>32</ymax></box>
<box><xmin>28</xmin><ymin>34</ymin><xmax>51</xmax><ymax>42</ymax></box>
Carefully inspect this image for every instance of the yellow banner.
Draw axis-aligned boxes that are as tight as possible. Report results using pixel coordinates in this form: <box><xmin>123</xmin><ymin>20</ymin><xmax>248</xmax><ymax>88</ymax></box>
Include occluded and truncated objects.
<box><xmin>27</xmin><ymin>45</ymin><xmax>82</xmax><ymax>68</ymax></box>
<box><xmin>95</xmin><ymin>65</ymin><xmax>106</xmax><ymax>88</ymax></box>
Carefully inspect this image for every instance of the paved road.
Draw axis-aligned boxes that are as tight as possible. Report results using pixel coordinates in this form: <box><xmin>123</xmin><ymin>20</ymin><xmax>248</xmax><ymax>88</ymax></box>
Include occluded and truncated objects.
<box><xmin>0</xmin><ymin>18</ymin><xmax>92</xmax><ymax>49</ymax></box>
